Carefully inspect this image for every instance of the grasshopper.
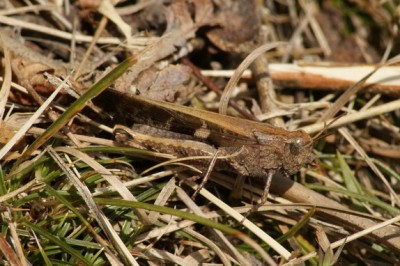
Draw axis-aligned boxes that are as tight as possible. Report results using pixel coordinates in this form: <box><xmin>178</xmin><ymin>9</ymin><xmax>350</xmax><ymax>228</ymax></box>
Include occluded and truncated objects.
<box><xmin>100</xmin><ymin>89</ymin><xmax>316</xmax><ymax>199</ymax></box>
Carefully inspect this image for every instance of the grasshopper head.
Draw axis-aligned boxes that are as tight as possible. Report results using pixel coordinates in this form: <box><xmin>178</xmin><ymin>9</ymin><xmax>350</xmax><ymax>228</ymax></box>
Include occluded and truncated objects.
<box><xmin>282</xmin><ymin>131</ymin><xmax>315</xmax><ymax>175</ymax></box>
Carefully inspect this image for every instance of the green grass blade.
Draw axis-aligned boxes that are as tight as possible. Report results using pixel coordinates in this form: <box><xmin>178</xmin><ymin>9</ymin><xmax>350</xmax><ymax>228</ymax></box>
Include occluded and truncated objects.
<box><xmin>23</xmin><ymin>221</ymin><xmax>92</xmax><ymax>266</ymax></box>
<box><xmin>18</xmin><ymin>56</ymin><xmax>137</xmax><ymax>163</ymax></box>
<box><xmin>306</xmin><ymin>184</ymin><xmax>400</xmax><ymax>215</ymax></box>
<box><xmin>276</xmin><ymin>207</ymin><xmax>315</xmax><ymax>244</ymax></box>
<box><xmin>337</xmin><ymin>151</ymin><xmax>363</xmax><ymax>195</ymax></box>
<box><xmin>95</xmin><ymin>197</ymin><xmax>240</xmax><ymax>235</ymax></box>
<box><xmin>94</xmin><ymin>197</ymin><xmax>273</xmax><ymax>261</ymax></box>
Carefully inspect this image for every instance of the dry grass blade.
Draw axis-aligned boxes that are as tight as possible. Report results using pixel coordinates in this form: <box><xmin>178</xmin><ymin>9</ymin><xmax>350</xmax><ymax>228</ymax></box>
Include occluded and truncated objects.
<box><xmin>300</xmin><ymin>98</ymin><xmax>400</xmax><ymax>134</ymax></box>
<box><xmin>0</xmin><ymin>179</ymin><xmax>37</xmax><ymax>203</ymax></box>
<box><xmin>0</xmin><ymin>83</ymin><xmax>63</xmax><ymax>160</ymax></box>
<box><xmin>0</xmin><ymin>5</ymin><xmax>55</xmax><ymax>16</ymax></box>
<box><xmin>202</xmin><ymin>64</ymin><xmax>400</xmax><ymax>95</ymax></box>
<box><xmin>30</xmin><ymin>230</ymin><xmax>51</xmax><ymax>266</ymax></box>
<box><xmin>98</xmin><ymin>0</ymin><xmax>131</xmax><ymax>43</ymax></box>
<box><xmin>177</xmin><ymin>188</ymin><xmax>249</xmax><ymax>265</ymax></box>
<box><xmin>270</xmin><ymin>175</ymin><xmax>400</xmax><ymax>251</ymax></box>
<box><xmin>139</xmin><ymin>151</ymin><xmax>244</xmax><ymax>177</ymax></box>
<box><xmin>339</xmin><ymin>128</ymin><xmax>400</xmax><ymax>206</ymax></box>
<box><xmin>175</xmin><ymin>187</ymin><xmax>237</xmax><ymax>266</ymax></box>
<box><xmin>93</xmin><ymin>168</ymin><xmax>181</xmax><ymax>197</ymax></box>
<box><xmin>0</xmin><ymin>233</ymin><xmax>22</xmax><ymax>266</ymax></box>
<box><xmin>0</xmin><ymin>15</ymin><xmax>137</xmax><ymax>45</ymax></box>
<box><xmin>219</xmin><ymin>42</ymin><xmax>286</xmax><ymax>115</ymax></box>
<box><xmin>73</xmin><ymin>17</ymin><xmax>108</xmax><ymax>80</ymax></box>
<box><xmin>133</xmin><ymin>243</ymin><xmax>187</xmax><ymax>264</ymax></box>
<box><xmin>318</xmin><ymin>65</ymin><xmax>380</xmax><ymax>122</ymax></box>
<box><xmin>319</xmin><ymin>54</ymin><xmax>400</xmax><ymax>122</ymax></box>
<box><xmin>147</xmin><ymin>177</ymin><xmax>176</xmax><ymax>223</ymax></box>
<box><xmin>47</xmin><ymin>147</ymin><xmax>138</xmax><ymax>266</ymax></box>
<box><xmin>94</xmin><ymin>197</ymin><xmax>277</xmax><ymax>265</ymax></box>
<box><xmin>285</xmin><ymin>214</ymin><xmax>400</xmax><ymax>265</ymax></box>
<box><xmin>191</xmin><ymin>183</ymin><xmax>291</xmax><ymax>260</ymax></box>
<box><xmin>1</xmin><ymin>210</ymin><xmax>25</xmax><ymax>266</ymax></box>
<box><xmin>0</xmin><ymin>35</ymin><xmax>11</xmax><ymax>123</ymax></box>
<box><xmin>54</xmin><ymin>146</ymin><xmax>150</xmax><ymax>224</ymax></box>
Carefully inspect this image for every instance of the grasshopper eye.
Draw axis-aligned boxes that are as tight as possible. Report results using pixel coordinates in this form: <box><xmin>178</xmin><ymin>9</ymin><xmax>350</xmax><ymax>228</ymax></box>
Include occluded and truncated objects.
<box><xmin>289</xmin><ymin>140</ymin><xmax>301</xmax><ymax>155</ymax></box>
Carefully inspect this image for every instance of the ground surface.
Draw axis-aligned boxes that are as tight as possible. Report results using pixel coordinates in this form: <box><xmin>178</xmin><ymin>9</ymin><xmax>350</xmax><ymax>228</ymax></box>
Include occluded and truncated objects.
<box><xmin>0</xmin><ymin>1</ymin><xmax>400</xmax><ymax>265</ymax></box>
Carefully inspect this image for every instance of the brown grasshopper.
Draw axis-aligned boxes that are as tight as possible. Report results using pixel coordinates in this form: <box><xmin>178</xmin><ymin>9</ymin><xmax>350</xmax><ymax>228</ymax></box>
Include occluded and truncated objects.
<box><xmin>100</xmin><ymin>89</ymin><xmax>316</xmax><ymax>198</ymax></box>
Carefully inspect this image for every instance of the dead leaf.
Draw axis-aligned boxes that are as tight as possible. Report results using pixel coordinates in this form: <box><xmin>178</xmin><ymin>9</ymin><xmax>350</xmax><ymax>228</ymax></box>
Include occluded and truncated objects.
<box><xmin>136</xmin><ymin>64</ymin><xmax>192</xmax><ymax>102</ymax></box>
<box><xmin>114</xmin><ymin>0</ymin><xmax>216</xmax><ymax>96</ymax></box>
<box><xmin>206</xmin><ymin>0</ymin><xmax>262</xmax><ymax>54</ymax></box>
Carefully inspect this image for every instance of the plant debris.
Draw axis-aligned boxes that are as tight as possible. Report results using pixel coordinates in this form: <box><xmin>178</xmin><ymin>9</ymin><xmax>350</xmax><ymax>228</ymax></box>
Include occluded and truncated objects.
<box><xmin>1</xmin><ymin>1</ymin><xmax>400</xmax><ymax>265</ymax></box>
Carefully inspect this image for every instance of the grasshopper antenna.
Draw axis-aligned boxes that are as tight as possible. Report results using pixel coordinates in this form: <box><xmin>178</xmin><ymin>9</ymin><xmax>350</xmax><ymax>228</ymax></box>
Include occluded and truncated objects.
<box><xmin>311</xmin><ymin>113</ymin><xmax>346</xmax><ymax>144</ymax></box>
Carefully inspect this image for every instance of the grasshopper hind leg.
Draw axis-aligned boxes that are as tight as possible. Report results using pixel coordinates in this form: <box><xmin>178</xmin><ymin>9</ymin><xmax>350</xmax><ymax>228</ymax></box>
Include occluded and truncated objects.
<box><xmin>246</xmin><ymin>170</ymin><xmax>275</xmax><ymax>216</ymax></box>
